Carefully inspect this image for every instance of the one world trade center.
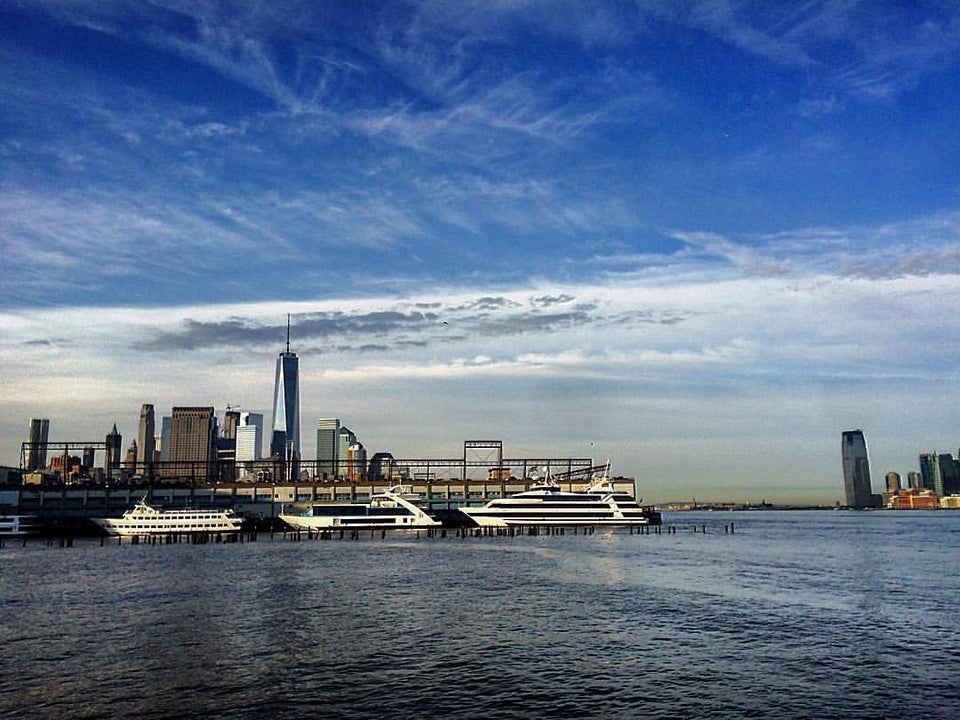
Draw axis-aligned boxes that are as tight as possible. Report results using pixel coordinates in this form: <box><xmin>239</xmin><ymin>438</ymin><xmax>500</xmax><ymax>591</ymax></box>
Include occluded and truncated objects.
<box><xmin>270</xmin><ymin>315</ymin><xmax>300</xmax><ymax>476</ymax></box>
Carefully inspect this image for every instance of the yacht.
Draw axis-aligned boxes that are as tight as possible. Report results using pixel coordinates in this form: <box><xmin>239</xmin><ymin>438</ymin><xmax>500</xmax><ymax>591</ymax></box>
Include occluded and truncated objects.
<box><xmin>0</xmin><ymin>514</ymin><xmax>41</xmax><ymax>537</ymax></box>
<box><xmin>279</xmin><ymin>485</ymin><xmax>441</xmax><ymax>531</ymax></box>
<box><xmin>461</xmin><ymin>467</ymin><xmax>660</xmax><ymax>528</ymax></box>
<box><xmin>91</xmin><ymin>498</ymin><xmax>242</xmax><ymax>537</ymax></box>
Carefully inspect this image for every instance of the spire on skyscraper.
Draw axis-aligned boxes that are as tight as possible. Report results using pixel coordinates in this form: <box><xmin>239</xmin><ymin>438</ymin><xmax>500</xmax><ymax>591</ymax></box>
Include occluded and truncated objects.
<box><xmin>270</xmin><ymin>315</ymin><xmax>301</xmax><ymax>476</ymax></box>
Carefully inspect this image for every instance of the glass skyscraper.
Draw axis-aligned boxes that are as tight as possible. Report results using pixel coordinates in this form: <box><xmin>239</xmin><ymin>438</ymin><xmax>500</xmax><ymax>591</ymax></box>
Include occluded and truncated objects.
<box><xmin>842</xmin><ymin>430</ymin><xmax>874</xmax><ymax>508</ymax></box>
<box><xmin>25</xmin><ymin>418</ymin><xmax>49</xmax><ymax>472</ymax></box>
<box><xmin>270</xmin><ymin>319</ymin><xmax>300</xmax><ymax>464</ymax></box>
<box><xmin>316</xmin><ymin>418</ymin><xmax>340</xmax><ymax>478</ymax></box>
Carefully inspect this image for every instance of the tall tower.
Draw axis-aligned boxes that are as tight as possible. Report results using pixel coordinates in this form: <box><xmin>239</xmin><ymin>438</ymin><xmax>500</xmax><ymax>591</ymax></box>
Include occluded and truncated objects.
<box><xmin>842</xmin><ymin>430</ymin><xmax>873</xmax><ymax>508</ymax></box>
<box><xmin>270</xmin><ymin>315</ymin><xmax>301</xmax><ymax>466</ymax></box>
<box><xmin>105</xmin><ymin>423</ymin><xmax>122</xmax><ymax>478</ymax></box>
<box><xmin>25</xmin><ymin>418</ymin><xmax>50</xmax><ymax>471</ymax></box>
<box><xmin>136</xmin><ymin>403</ymin><xmax>155</xmax><ymax>475</ymax></box>
<box><xmin>316</xmin><ymin>418</ymin><xmax>341</xmax><ymax>478</ymax></box>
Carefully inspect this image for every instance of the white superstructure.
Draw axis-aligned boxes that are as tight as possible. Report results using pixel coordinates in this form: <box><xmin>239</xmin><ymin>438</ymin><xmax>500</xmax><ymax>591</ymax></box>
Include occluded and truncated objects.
<box><xmin>91</xmin><ymin>498</ymin><xmax>242</xmax><ymax>537</ymax></box>
<box><xmin>279</xmin><ymin>485</ymin><xmax>440</xmax><ymax>531</ymax></box>
<box><xmin>461</xmin><ymin>465</ymin><xmax>660</xmax><ymax>528</ymax></box>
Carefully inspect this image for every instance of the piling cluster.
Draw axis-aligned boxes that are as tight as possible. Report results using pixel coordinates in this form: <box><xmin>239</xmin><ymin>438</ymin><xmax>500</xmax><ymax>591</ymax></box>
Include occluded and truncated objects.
<box><xmin>2</xmin><ymin>519</ymin><xmax>740</xmax><ymax>547</ymax></box>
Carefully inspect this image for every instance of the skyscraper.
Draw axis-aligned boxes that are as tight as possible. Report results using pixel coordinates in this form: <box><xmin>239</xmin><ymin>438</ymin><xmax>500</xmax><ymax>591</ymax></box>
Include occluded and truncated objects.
<box><xmin>222</xmin><ymin>410</ymin><xmax>241</xmax><ymax>440</ymax></box>
<box><xmin>270</xmin><ymin>316</ymin><xmax>300</xmax><ymax>465</ymax></box>
<box><xmin>841</xmin><ymin>430</ymin><xmax>874</xmax><ymax>508</ymax></box>
<box><xmin>136</xmin><ymin>403</ymin><xmax>155</xmax><ymax>475</ymax></box>
<box><xmin>159</xmin><ymin>416</ymin><xmax>171</xmax><ymax>461</ymax></box>
<box><xmin>316</xmin><ymin>418</ymin><xmax>340</xmax><ymax>478</ymax></box>
<box><xmin>25</xmin><ymin>418</ymin><xmax>49</xmax><ymax>471</ymax></box>
<box><xmin>937</xmin><ymin>453</ymin><xmax>959</xmax><ymax>496</ymax></box>
<box><xmin>165</xmin><ymin>407</ymin><xmax>217</xmax><ymax>482</ymax></box>
<box><xmin>105</xmin><ymin>423</ymin><xmax>122</xmax><ymax>478</ymax></box>
<box><xmin>919</xmin><ymin>452</ymin><xmax>941</xmax><ymax>494</ymax></box>
<box><xmin>236</xmin><ymin>412</ymin><xmax>264</xmax><ymax>464</ymax></box>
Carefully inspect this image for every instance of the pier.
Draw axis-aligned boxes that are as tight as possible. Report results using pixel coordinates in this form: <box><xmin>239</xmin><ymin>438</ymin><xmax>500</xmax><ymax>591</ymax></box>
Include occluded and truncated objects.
<box><xmin>1</xmin><ymin>518</ymin><xmax>748</xmax><ymax>550</ymax></box>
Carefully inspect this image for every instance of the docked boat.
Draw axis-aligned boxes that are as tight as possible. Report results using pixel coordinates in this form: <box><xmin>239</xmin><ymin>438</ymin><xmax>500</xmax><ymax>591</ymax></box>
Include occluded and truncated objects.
<box><xmin>0</xmin><ymin>514</ymin><xmax>41</xmax><ymax>537</ymax></box>
<box><xmin>461</xmin><ymin>466</ymin><xmax>661</xmax><ymax>528</ymax></box>
<box><xmin>91</xmin><ymin>498</ymin><xmax>242</xmax><ymax>537</ymax></box>
<box><xmin>279</xmin><ymin>485</ymin><xmax>441</xmax><ymax>531</ymax></box>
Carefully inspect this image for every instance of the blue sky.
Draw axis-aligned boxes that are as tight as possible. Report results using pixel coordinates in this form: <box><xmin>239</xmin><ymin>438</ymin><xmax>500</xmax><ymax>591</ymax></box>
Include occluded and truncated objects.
<box><xmin>1</xmin><ymin>1</ymin><xmax>958</xmax><ymax>503</ymax></box>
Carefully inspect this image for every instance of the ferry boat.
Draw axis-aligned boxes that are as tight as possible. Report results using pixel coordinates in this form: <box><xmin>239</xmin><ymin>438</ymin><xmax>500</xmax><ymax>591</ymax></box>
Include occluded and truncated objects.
<box><xmin>279</xmin><ymin>485</ymin><xmax>441</xmax><ymax>531</ymax></box>
<box><xmin>0</xmin><ymin>514</ymin><xmax>41</xmax><ymax>537</ymax></box>
<box><xmin>461</xmin><ymin>466</ymin><xmax>661</xmax><ymax>528</ymax></box>
<box><xmin>91</xmin><ymin>498</ymin><xmax>243</xmax><ymax>537</ymax></box>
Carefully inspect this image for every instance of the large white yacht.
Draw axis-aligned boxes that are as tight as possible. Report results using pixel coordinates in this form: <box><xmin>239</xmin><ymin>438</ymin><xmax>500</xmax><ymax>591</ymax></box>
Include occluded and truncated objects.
<box><xmin>461</xmin><ymin>466</ymin><xmax>660</xmax><ymax>528</ymax></box>
<box><xmin>279</xmin><ymin>485</ymin><xmax>441</xmax><ymax>531</ymax></box>
<box><xmin>91</xmin><ymin>498</ymin><xmax>243</xmax><ymax>537</ymax></box>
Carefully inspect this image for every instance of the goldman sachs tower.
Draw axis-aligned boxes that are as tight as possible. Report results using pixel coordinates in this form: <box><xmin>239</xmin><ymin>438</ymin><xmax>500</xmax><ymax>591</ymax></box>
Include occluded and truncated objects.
<box><xmin>270</xmin><ymin>315</ymin><xmax>301</xmax><ymax>474</ymax></box>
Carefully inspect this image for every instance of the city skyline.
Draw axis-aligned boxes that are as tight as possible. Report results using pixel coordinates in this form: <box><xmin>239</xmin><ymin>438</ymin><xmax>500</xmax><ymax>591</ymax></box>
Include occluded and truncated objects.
<box><xmin>2</xmin><ymin>2</ymin><xmax>959</xmax><ymax>504</ymax></box>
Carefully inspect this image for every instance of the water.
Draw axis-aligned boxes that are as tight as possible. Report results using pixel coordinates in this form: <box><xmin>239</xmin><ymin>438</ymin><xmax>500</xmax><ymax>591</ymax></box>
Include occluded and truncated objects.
<box><xmin>2</xmin><ymin>512</ymin><xmax>958</xmax><ymax>719</ymax></box>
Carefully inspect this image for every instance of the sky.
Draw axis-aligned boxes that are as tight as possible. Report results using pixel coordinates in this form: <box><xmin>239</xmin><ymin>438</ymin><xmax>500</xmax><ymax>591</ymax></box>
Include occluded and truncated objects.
<box><xmin>1</xmin><ymin>1</ymin><xmax>958</xmax><ymax>504</ymax></box>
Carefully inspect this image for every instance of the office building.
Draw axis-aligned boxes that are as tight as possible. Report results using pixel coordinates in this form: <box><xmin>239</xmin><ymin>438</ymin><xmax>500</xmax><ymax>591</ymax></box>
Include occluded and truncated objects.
<box><xmin>25</xmin><ymin>418</ymin><xmax>50</xmax><ymax>471</ymax></box>
<box><xmin>346</xmin><ymin>442</ymin><xmax>367</xmax><ymax>482</ymax></box>
<box><xmin>165</xmin><ymin>407</ymin><xmax>217</xmax><ymax>482</ymax></box>
<box><xmin>317</xmin><ymin>418</ymin><xmax>340</xmax><ymax>478</ymax></box>
<box><xmin>906</xmin><ymin>471</ymin><xmax>922</xmax><ymax>490</ymax></box>
<box><xmin>919</xmin><ymin>453</ymin><xmax>941</xmax><ymax>495</ymax></box>
<box><xmin>368</xmin><ymin>452</ymin><xmax>395</xmax><ymax>481</ymax></box>
<box><xmin>222</xmin><ymin>410</ymin><xmax>241</xmax><ymax>440</ymax></box>
<box><xmin>939</xmin><ymin>453</ymin><xmax>960</xmax><ymax>496</ymax></box>
<box><xmin>339</xmin><ymin>426</ymin><xmax>357</xmax><ymax>477</ymax></box>
<box><xmin>159</xmin><ymin>416</ymin><xmax>171</xmax><ymax>462</ymax></box>
<box><xmin>885</xmin><ymin>471</ymin><xmax>902</xmax><ymax>493</ymax></box>
<box><xmin>105</xmin><ymin>423</ymin><xmax>122</xmax><ymax>478</ymax></box>
<box><xmin>123</xmin><ymin>440</ymin><xmax>138</xmax><ymax>472</ymax></box>
<box><xmin>236</xmin><ymin>412</ymin><xmax>264</xmax><ymax>464</ymax></box>
<box><xmin>82</xmin><ymin>446</ymin><xmax>95</xmax><ymax>471</ymax></box>
<box><xmin>270</xmin><ymin>318</ymin><xmax>300</xmax><ymax>465</ymax></box>
<box><xmin>842</xmin><ymin>430</ymin><xmax>874</xmax><ymax>508</ymax></box>
<box><xmin>136</xmin><ymin>403</ymin><xmax>155</xmax><ymax>474</ymax></box>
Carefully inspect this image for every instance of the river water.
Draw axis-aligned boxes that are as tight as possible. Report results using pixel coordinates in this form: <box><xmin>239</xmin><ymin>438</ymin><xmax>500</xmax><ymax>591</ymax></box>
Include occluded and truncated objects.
<box><xmin>2</xmin><ymin>511</ymin><xmax>958</xmax><ymax>719</ymax></box>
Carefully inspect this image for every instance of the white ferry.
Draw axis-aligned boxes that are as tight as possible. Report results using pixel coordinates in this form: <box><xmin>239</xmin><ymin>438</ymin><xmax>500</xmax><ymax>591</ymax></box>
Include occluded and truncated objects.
<box><xmin>279</xmin><ymin>485</ymin><xmax>441</xmax><ymax>531</ymax></box>
<box><xmin>91</xmin><ymin>498</ymin><xmax>242</xmax><ymax>537</ymax></box>
<box><xmin>461</xmin><ymin>466</ymin><xmax>661</xmax><ymax>528</ymax></box>
<box><xmin>0</xmin><ymin>514</ymin><xmax>41</xmax><ymax>537</ymax></box>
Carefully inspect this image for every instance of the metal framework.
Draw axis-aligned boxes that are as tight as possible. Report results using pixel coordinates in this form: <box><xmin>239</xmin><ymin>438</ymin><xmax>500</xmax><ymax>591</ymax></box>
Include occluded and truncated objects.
<box><xmin>16</xmin><ymin>439</ymin><xmax>599</xmax><ymax>486</ymax></box>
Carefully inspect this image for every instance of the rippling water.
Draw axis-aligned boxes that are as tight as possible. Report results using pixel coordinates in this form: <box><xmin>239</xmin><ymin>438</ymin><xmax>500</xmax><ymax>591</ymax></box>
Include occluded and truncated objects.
<box><xmin>3</xmin><ymin>511</ymin><xmax>958</xmax><ymax>719</ymax></box>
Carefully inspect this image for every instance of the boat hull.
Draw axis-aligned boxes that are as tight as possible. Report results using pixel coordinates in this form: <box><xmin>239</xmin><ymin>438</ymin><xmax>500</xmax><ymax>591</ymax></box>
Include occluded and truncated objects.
<box><xmin>279</xmin><ymin>514</ymin><xmax>439</xmax><ymax>531</ymax></box>
<box><xmin>462</xmin><ymin>512</ymin><xmax>654</xmax><ymax>528</ymax></box>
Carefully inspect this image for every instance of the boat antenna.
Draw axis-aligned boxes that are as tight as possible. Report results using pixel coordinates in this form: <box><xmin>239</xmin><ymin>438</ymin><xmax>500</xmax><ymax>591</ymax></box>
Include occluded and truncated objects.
<box><xmin>285</xmin><ymin>313</ymin><xmax>291</xmax><ymax>354</ymax></box>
